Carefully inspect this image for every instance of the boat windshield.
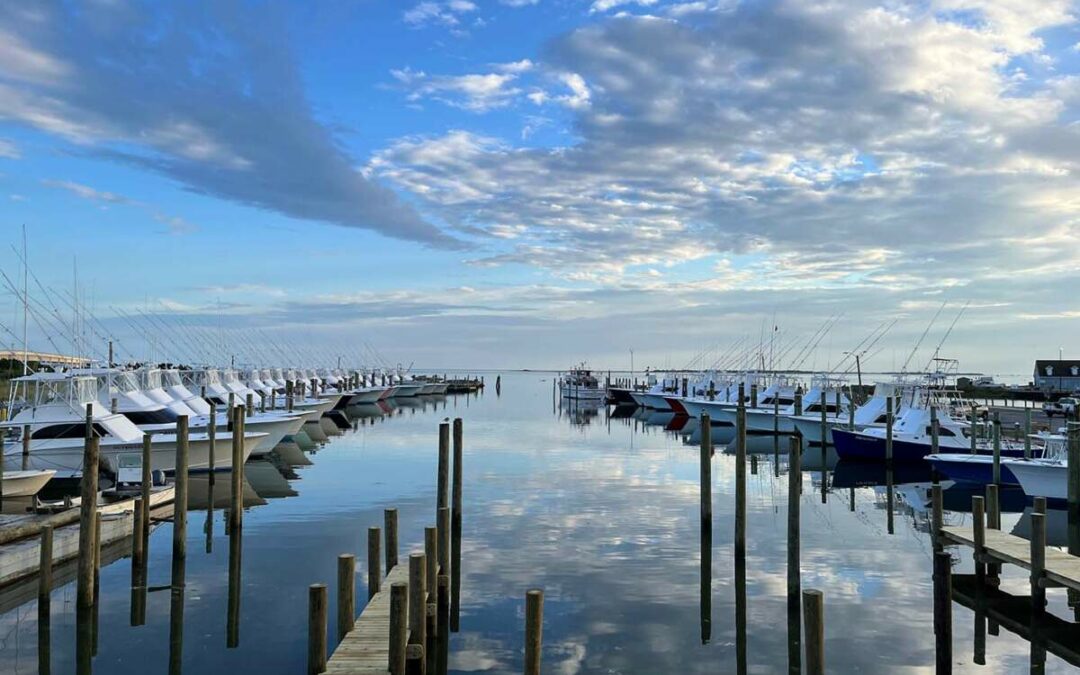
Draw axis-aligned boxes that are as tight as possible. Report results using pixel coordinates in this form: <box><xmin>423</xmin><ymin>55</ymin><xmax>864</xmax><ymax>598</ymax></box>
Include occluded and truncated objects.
<box><xmin>116</xmin><ymin>372</ymin><xmax>140</xmax><ymax>393</ymax></box>
<box><xmin>163</xmin><ymin>370</ymin><xmax>183</xmax><ymax>387</ymax></box>
<box><xmin>144</xmin><ymin>369</ymin><xmax>163</xmax><ymax>389</ymax></box>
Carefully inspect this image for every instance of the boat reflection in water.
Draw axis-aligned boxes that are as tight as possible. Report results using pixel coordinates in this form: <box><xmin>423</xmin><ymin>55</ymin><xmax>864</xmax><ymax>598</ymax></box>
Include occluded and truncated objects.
<box><xmin>558</xmin><ymin>398</ymin><xmax>604</xmax><ymax>427</ymax></box>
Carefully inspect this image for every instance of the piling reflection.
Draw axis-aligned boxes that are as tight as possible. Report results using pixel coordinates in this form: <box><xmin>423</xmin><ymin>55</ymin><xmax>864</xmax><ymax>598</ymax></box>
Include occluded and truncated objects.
<box><xmin>227</xmin><ymin>516</ymin><xmax>242</xmax><ymax>648</ymax></box>
<box><xmin>734</xmin><ymin>535</ymin><xmax>747</xmax><ymax>675</ymax></box>
<box><xmin>787</xmin><ymin>435</ymin><xmax>801</xmax><ymax>675</ymax></box>
<box><xmin>700</xmin><ymin>515</ymin><xmax>711</xmax><ymax>645</ymax></box>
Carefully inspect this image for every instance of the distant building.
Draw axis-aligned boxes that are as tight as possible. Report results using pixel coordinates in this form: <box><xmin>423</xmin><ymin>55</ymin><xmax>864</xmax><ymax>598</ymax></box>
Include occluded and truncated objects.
<box><xmin>0</xmin><ymin>349</ymin><xmax>90</xmax><ymax>367</ymax></box>
<box><xmin>1033</xmin><ymin>360</ymin><xmax>1080</xmax><ymax>392</ymax></box>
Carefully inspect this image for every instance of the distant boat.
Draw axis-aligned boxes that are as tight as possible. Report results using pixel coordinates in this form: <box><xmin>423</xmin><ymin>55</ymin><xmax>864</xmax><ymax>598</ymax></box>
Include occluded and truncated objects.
<box><xmin>2</xmin><ymin>469</ymin><xmax>56</xmax><ymax>497</ymax></box>
<box><xmin>559</xmin><ymin>365</ymin><xmax>605</xmax><ymax>401</ymax></box>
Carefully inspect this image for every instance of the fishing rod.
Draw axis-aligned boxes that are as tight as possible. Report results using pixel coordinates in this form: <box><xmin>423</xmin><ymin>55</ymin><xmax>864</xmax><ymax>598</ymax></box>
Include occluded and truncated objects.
<box><xmin>899</xmin><ymin>301</ymin><xmax>947</xmax><ymax>374</ymax></box>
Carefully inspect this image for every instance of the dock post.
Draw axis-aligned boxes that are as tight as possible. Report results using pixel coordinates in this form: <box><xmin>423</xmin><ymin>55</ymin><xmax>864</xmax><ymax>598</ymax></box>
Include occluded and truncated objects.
<box><xmin>750</xmin><ymin>383</ymin><xmax>758</xmax><ymax>408</ymax></box>
<box><xmin>931</xmin><ymin>484</ymin><xmax>943</xmax><ymax>553</ymax></box>
<box><xmin>208</xmin><ymin>402</ymin><xmax>217</xmax><ymax>487</ymax></box>
<box><xmin>227</xmin><ymin>516</ymin><xmax>242</xmax><ymax>648</ymax></box>
<box><xmin>787</xmin><ymin>436</ymin><xmax>802</xmax><ymax>675</ymax></box>
<box><xmin>409</xmin><ymin>553</ymin><xmax>427</xmax><ymax>647</ymax></box>
<box><xmin>802</xmin><ymin>589</ymin><xmax>824</xmax><ymax>675</ymax></box>
<box><xmin>390</xmin><ymin>582</ymin><xmax>408</xmax><ymax>675</ymax></box>
<box><xmin>173</xmin><ymin>415</ymin><xmax>189</xmax><ymax>586</ymax></box>
<box><xmin>451</xmin><ymin>418</ymin><xmax>463</xmax><ymax>631</ymax></box>
<box><xmin>39</xmin><ymin>525</ymin><xmax>53</xmax><ymax>675</ymax></box>
<box><xmin>385</xmin><ymin>508</ymin><xmax>399</xmax><ymax>572</ymax></box>
<box><xmin>77</xmin><ymin>416</ymin><xmax>99</xmax><ymax>610</ymax></box>
<box><xmin>438</xmin><ymin>507</ymin><xmax>450</xmax><ymax>585</ymax></box>
<box><xmin>930</xmin><ymin>406</ymin><xmax>940</xmax><ymax>458</ymax></box>
<box><xmin>425</xmin><ymin>527</ymin><xmax>438</xmax><ymax>605</ymax></box>
<box><xmin>405</xmin><ymin>645</ymin><xmax>425</xmax><ymax>675</ymax></box>
<box><xmin>986</xmin><ymin>483</ymin><xmax>1000</xmax><ymax>531</ymax></box>
<box><xmin>774</xmin><ymin>396</ymin><xmax>781</xmax><ymax>475</ymax></box>
<box><xmin>368</xmin><ymin>527</ymin><xmax>382</xmax><ymax>601</ymax></box>
<box><xmin>736</xmin><ymin>397</ymin><xmax>747</xmax><ymax>559</ymax></box>
<box><xmin>22</xmin><ymin>423</ymin><xmax>31</xmax><ymax>471</ymax></box>
<box><xmin>246</xmin><ymin>393</ymin><xmax>254</xmax><ymax>417</ymax></box>
<box><xmin>933</xmin><ymin>551</ymin><xmax>953</xmax><ymax>674</ymax></box>
<box><xmin>970</xmin><ymin>407</ymin><xmax>978</xmax><ymax>454</ymax></box>
<box><xmin>820</xmin><ymin>390</ymin><xmax>827</xmax><ymax>449</ymax></box>
<box><xmin>338</xmin><ymin>554</ymin><xmax>356</xmax><ymax>642</ymax></box>
<box><xmin>438</xmin><ymin>422</ymin><xmax>450</xmax><ymax>568</ymax></box>
<box><xmin>1031</xmin><ymin>510</ymin><xmax>1047</xmax><ymax>670</ymax></box>
<box><xmin>992</xmin><ymin>413</ymin><xmax>1001</xmax><ymax>486</ymax></box>
<box><xmin>436</xmin><ymin>575</ymin><xmax>450</xmax><ymax>675</ymax></box>
<box><xmin>524</xmin><ymin>589</ymin><xmax>544</xmax><ymax>675</ymax></box>
<box><xmin>308</xmin><ymin>584</ymin><xmax>328</xmax><ymax>675</ymax></box>
<box><xmin>132</xmin><ymin>495</ymin><xmax>144</xmax><ymax>582</ymax></box>
<box><xmin>287</xmin><ymin>380</ymin><xmax>294</xmax><ymax>412</ymax></box>
<box><xmin>700</xmin><ymin>413</ymin><xmax>712</xmax><ymax>521</ymax></box>
<box><xmin>230</xmin><ymin>405</ymin><xmax>244</xmax><ymax>531</ymax></box>
<box><xmin>794</xmin><ymin>391</ymin><xmax>802</xmax><ymax>417</ymax></box>
<box><xmin>1024</xmin><ymin>409</ymin><xmax>1032</xmax><ymax>459</ymax></box>
<box><xmin>885</xmin><ymin>397</ymin><xmax>894</xmax><ymax>463</ymax></box>
<box><xmin>1068</xmin><ymin>422</ymin><xmax>1080</xmax><ymax>515</ymax></box>
<box><xmin>972</xmin><ymin>496</ymin><xmax>986</xmax><ymax>586</ymax></box>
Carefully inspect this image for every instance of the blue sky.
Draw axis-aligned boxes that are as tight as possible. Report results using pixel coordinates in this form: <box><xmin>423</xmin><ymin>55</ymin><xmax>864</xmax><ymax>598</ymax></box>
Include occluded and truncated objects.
<box><xmin>2</xmin><ymin>1</ymin><xmax>1080</xmax><ymax>375</ymax></box>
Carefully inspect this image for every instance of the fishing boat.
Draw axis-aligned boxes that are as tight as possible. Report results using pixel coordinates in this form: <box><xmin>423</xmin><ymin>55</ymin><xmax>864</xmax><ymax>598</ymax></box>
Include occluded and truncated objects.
<box><xmin>926</xmin><ymin>432</ymin><xmax>1066</xmax><ymax>486</ymax></box>
<box><xmin>559</xmin><ymin>365</ymin><xmax>605</xmax><ymax>401</ymax></box>
<box><xmin>1</xmin><ymin>469</ymin><xmax>56</xmax><ymax>497</ymax></box>
<box><xmin>789</xmin><ymin>382</ymin><xmax>898</xmax><ymax>445</ymax></box>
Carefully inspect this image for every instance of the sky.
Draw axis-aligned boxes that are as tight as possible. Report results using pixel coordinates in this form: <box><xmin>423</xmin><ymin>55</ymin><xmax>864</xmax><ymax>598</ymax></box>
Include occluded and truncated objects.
<box><xmin>1</xmin><ymin>0</ymin><xmax>1080</xmax><ymax>377</ymax></box>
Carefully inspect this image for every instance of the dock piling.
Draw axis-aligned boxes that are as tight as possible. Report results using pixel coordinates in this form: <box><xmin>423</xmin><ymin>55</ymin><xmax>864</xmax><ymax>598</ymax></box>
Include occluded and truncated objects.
<box><xmin>451</xmin><ymin>418</ymin><xmax>463</xmax><ymax>632</ymax></box>
<box><xmin>77</xmin><ymin>418</ymin><xmax>99</xmax><ymax>610</ymax></box>
<box><xmin>369</xmin><ymin>527</ymin><xmax>382</xmax><ymax>601</ymax></box>
<box><xmin>933</xmin><ymin>551</ymin><xmax>953</xmax><ymax>674</ymax></box>
<box><xmin>230</xmin><ymin>405</ymin><xmax>244</xmax><ymax>531</ymax></box>
<box><xmin>700</xmin><ymin>413</ymin><xmax>712</xmax><ymax>520</ymax></box>
<box><xmin>309</xmin><ymin>584</ymin><xmax>328</xmax><ymax>675</ymax></box>
<box><xmin>390</xmin><ymin>582</ymin><xmax>408</xmax><ymax>675</ymax></box>
<box><xmin>802</xmin><ymin>589</ymin><xmax>824</xmax><ymax>675</ymax></box>
<box><xmin>338</xmin><ymin>554</ymin><xmax>356</xmax><ymax>642</ymax></box>
<box><xmin>409</xmin><ymin>553</ymin><xmax>427</xmax><ymax>647</ymax></box>
<box><xmin>736</xmin><ymin>397</ymin><xmax>747</xmax><ymax>558</ymax></box>
<box><xmin>524</xmin><ymin>589</ymin><xmax>544</xmax><ymax>675</ymax></box>
<box><xmin>385</xmin><ymin>508</ymin><xmax>399</xmax><ymax>572</ymax></box>
<box><xmin>787</xmin><ymin>436</ymin><xmax>802</xmax><ymax>675</ymax></box>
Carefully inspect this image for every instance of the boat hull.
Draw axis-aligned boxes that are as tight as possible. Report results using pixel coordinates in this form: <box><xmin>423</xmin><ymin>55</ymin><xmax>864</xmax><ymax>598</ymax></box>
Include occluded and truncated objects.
<box><xmin>834</xmin><ymin>429</ymin><xmax>1027</xmax><ymax>463</ymax></box>
<box><xmin>1007</xmin><ymin>461</ymin><xmax>1067</xmax><ymax>501</ymax></box>
<box><xmin>2</xmin><ymin>469</ymin><xmax>56</xmax><ymax>497</ymax></box>
<box><xmin>925</xmin><ymin>454</ymin><xmax>1020</xmax><ymax>485</ymax></box>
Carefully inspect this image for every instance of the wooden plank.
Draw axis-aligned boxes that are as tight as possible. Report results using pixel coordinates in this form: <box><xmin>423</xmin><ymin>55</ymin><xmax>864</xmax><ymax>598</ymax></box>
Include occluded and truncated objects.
<box><xmin>0</xmin><ymin>487</ymin><xmax>175</xmax><ymax>588</ymax></box>
<box><xmin>326</xmin><ymin>564</ymin><xmax>411</xmax><ymax>674</ymax></box>
<box><xmin>941</xmin><ymin>525</ymin><xmax>1080</xmax><ymax>591</ymax></box>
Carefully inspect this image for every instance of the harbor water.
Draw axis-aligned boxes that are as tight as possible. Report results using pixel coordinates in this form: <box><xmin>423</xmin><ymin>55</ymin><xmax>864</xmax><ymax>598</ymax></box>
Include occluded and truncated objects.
<box><xmin>0</xmin><ymin>372</ymin><xmax>1071</xmax><ymax>673</ymax></box>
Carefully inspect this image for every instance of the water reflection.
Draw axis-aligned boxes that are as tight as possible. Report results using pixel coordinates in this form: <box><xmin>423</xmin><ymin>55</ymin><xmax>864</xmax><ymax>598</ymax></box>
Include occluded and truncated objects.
<box><xmin>3</xmin><ymin>376</ymin><xmax>1071</xmax><ymax>673</ymax></box>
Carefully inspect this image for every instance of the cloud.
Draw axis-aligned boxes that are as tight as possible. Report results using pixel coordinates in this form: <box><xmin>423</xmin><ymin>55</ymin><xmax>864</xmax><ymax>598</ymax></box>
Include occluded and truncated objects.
<box><xmin>0</xmin><ymin>2</ymin><xmax>458</xmax><ymax>248</ymax></box>
<box><xmin>42</xmin><ymin>178</ymin><xmax>198</xmax><ymax>235</ymax></box>
<box><xmin>391</xmin><ymin>66</ymin><xmax>526</xmax><ymax>112</ymax></box>
<box><xmin>0</xmin><ymin>137</ymin><xmax>19</xmax><ymax>159</ymax></box>
<box><xmin>371</xmin><ymin>1</ymin><xmax>1080</xmax><ymax>298</ymax></box>
<box><xmin>590</xmin><ymin>0</ymin><xmax>657</xmax><ymax>13</ymax></box>
<box><xmin>404</xmin><ymin>1</ymin><xmax>477</xmax><ymax>27</ymax></box>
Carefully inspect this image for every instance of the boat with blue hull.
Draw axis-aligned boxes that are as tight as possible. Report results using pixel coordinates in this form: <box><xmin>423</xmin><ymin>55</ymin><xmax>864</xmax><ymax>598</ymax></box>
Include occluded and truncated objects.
<box><xmin>833</xmin><ymin>428</ymin><xmax>1028</xmax><ymax>463</ymax></box>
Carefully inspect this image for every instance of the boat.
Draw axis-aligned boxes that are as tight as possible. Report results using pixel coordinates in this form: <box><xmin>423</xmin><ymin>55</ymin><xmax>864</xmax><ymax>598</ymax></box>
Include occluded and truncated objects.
<box><xmin>559</xmin><ymin>366</ymin><xmax>605</xmax><ymax>401</ymax></box>
<box><xmin>2</xmin><ymin>469</ymin><xmax>56</xmax><ymax>497</ymax></box>
<box><xmin>789</xmin><ymin>382</ymin><xmax>897</xmax><ymax>446</ymax></box>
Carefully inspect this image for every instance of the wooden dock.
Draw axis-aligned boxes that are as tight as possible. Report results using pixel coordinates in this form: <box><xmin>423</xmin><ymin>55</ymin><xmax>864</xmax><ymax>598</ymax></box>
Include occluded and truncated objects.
<box><xmin>0</xmin><ymin>487</ymin><xmax>175</xmax><ymax>588</ymax></box>
<box><xmin>325</xmin><ymin>564</ymin><xmax>410</xmax><ymax>673</ymax></box>
<box><xmin>941</xmin><ymin>525</ymin><xmax>1080</xmax><ymax>591</ymax></box>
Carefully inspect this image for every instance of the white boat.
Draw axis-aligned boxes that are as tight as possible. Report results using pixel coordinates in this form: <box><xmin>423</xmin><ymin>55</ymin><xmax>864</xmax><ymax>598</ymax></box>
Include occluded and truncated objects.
<box><xmin>559</xmin><ymin>366</ymin><xmax>606</xmax><ymax>401</ymax></box>
<box><xmin>3</xmin><ymin>374</ymin><xmax>264</xmax><ymax>477</ymax></box>
<box><xmin>790</xmin><ymin>382</ymin><xmax>899</xmax><ymax>445</ymax></box>
<box><xmin>2</xmin><ymin>469</ymin><xmax>56</xmax><ymax>497</ymax></box>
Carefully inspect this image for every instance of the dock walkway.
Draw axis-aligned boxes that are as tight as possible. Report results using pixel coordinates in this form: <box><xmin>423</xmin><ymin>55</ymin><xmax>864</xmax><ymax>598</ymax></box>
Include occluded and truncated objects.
<box><xmin>0</xmin><ymin>487</ymin><xmax>175</xmax><ymax>588</ymax></box>
<box><xmin>326</xmin><ymin>563</ymin><xmax>410</xmax><ymax>674</ymax></box>
<box><xmin>941</xmin><ymin>525</ymin><xmax>1080</xmax><ymax>591</ymax></box>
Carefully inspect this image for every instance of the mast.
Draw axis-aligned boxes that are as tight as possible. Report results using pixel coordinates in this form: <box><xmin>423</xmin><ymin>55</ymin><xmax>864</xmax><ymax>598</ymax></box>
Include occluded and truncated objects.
<box><xmin>21</xmin><ymin>225</ymin><xmax>28</xmax><ymax>376</ymax></box>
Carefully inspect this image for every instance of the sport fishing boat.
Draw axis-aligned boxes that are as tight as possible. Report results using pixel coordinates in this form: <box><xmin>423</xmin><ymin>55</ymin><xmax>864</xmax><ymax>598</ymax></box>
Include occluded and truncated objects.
<box><xmin>788</xmin><ymin>382</ymin><xmax>895</xmax><ymax>446</ymax></box>
<box><xmin>744</xmin><ymin>380</ymin><xmax>849</xmax><ymax>435</ymax></box>
<box><xmin>926</xmin><ymin>431</ymin><xmax>1066</xmax><ymax>487</ymax></box>
<box><xmin>2</xmin><ymin>374</ymin><xmax>264</xmax><ymax>477</ymax></box>
<box><xmin>833</xmin><ymin>396</ymin><xmax>1026</xmax><ymax>463</ymax></box>
<box><xmin>559</xmin><ymin>365</ymin><xmax>606</xmax><ymax>401</ymax></box>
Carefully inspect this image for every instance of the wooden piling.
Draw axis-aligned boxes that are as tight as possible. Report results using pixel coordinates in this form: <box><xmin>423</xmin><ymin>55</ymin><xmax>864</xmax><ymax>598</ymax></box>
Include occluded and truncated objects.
<box><xmin>970</xmin><ymin>408</ymin><xmax>978</xmax><ymax>454</ymax></box>
<box><xmin>369</xmin><ymin>527</ymin><xmax>382</xmax><ymax>601</ymax></box>
<box><xmin>385</xmin><ymin>508</ymin><xmax>399</xmax><ymax>572</ymax></box>
<box><xmin>885</xmin><ymin>397</ymin><xmax>894</xmax><ymax>462</ymax></box>
<box><xmin>1031</xmin><ymin>511</ymin><xmax>1047</xmax><ymax>657</ymax></box>
<box><xmin>132</xmin><ymin>495</ymin><xmax>144</xmax><ymax>583</ymax></box>
<box><xmin>309</xmin><ymin>584</ymin><xmax>328</xmax><ymax>675</ymax></box>
<box><xmin>972</xmin><ymin>496</ymin><xmax>986</xmax><ymax>586</ymax></box>
<box><xmin>172</xmin><ymin>415</ymin><xmax>189</xmax><ymax>586</ymax></box>
<box><xmin>992</xmin><ymin>413</ymin><xmax>1001</xmax><ymax>486</ymax></box>
<box><xmin>1024</xmin><ymin>409</ymin><xmax>1032</xmax><ymax>459</ymax></box>
<box><xmin>787</xmin><ymin>435</ymin><xmax>802</xmax><ymax>675</ymax></box>
<box><xmin>930</xmin><ymin>406</ymin><xmax>940</xmax><ymax>458</ymax></box>
<box><xmin>931</xmin><ymin>484</ymin><xmax>943</xmax><ymax>553</ymax></box>
<box><xmin>436</xmin><ymin>574</ymin><xmax>449</xmax><ymax>675</ymax></box>
<box><xmin>22</xmin><ymin>423</ymin><xmax>31</xmax><ymax>471</ymax></box>
<box><xmin>451</xmin><ymin>418</ymin><xmax>463</xmax><ymax>632</ymax></box>
<box><xmin>338</xmin><ymin>554</ymin><xmax>356</xmax><ymax>642</ymax></box>
<box><xmin>231</xmin><ymin>405</ymin><xmax>244</xmax><ymax>531</ymax></box>
<box><xmin>819</xmin><ymin>391</ymin><xmax>827</xmax><ymax>449</ymax></box>
<box><xmin>39</xmin><ymin>524</ymin><xmax>53</xmax><ymax>675</ymax></box>
<box><xmin>390</xmin><ymin>582</ymin><xmax>408</xmax><ymax>675</ymax></box>
<box><xmin>700</xmin><ymin>413</ymin><xmax>712</xmax><ymax>520</ymax></box>
<box><xmin>409</xmin><ymin>553</ymin><xmax>427</xmax><ymax>647</ymax></box>
<box><xmin>141</xmin><ymin>433</ymin><xmax>152</xmax><ymax>548</ymax></box>
<box><xmin>39</xmin><ymin>524</ymin><xmax>53</xmax><ymax>602</ymax></box>
<box><xmin>802</xmin><ymin>589</ymin><xmax>824</xmax><ymax>675</ymax></box>
<box><xmin>987</xmin><ymin>483</ymin><xmax>1000</xmax><ymax>530</ymax></box>
<box><xmin>227</xmin><ymin>516</ymin><xmax>242</xmax><ymax>648</ymax></box>
<box><xmin>438</xmin><ymin>422</ymin><xmax>450</xmax><ymax>517</ymax></box>
<box><xmin>438</xmin><ymin>506</ymin><xmax>450</xmax><ymax>581</ymax></box>
<box><xmin>524</xmin><ymin>589</ymin><xmax>544</xmax><ymax>675</ymax></box>
<box><xmin>405</xmin><ymin>644</ymin><xmax>425</xmax><ymax>675</ymax></box>
<box><xmin>1068</xmin><ymin>422</ymin><xmax>1080</xmax><ymax>513</ymax></box>
<box><xmin>933</xmin><ymin>551</ymin><xmax>952</xmax><ymax>674</ymax></box>
<box><xmin>208</xmin><ymin>402</ymin><xmax>217</xmax><ymax>485</ymax></box>
<box><xmin>425</xmin><ymin>527</ymin><xmax>438</xmax><ymax>601</ymax></box>
<box><xmin>750</xmin><ymin>383</ymin><xmax>758</xmax><ymax>408</ymax></box>
<box><xmin>736</xmin><ymin>400</ymin><xmax>747</xmax><ymax>558</ymax></box>
<box><xmin>76</xmin><ymin>428</ymin><xmax>99</xmax><ymax>610</ymax></box>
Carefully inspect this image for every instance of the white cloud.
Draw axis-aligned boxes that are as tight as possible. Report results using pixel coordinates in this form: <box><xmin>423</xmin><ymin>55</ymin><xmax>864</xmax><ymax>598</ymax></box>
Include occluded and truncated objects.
<box><xmin>391</xmin><ymin>67</ymin><xmax>524</xmax><ymax>112</ymax></box>
<box><xmin>0</xmin><ymin>138</ymin><xmax>19</xmax><ymax>159</ymax></box>
<box><xmin>590</xmin><ymin>0</ymin><xmax>657</xmax><ymax>13</ymax></box>
<box><xmin>404</xmin><ymin>1</ymin><xmax>477</xmax><ymax>27</ymax></box>
<box><xmin>42</xmin><ymin>179</ymin><xmax>128</xmax><ymax>204</ymax></box>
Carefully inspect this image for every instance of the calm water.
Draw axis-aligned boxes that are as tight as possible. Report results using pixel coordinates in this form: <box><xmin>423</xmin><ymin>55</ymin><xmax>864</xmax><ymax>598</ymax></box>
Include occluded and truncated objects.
<box><xmin>0</xmin><ymin>372</ymin><xmax>1075</xmax><ymax>673</ymax></box>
